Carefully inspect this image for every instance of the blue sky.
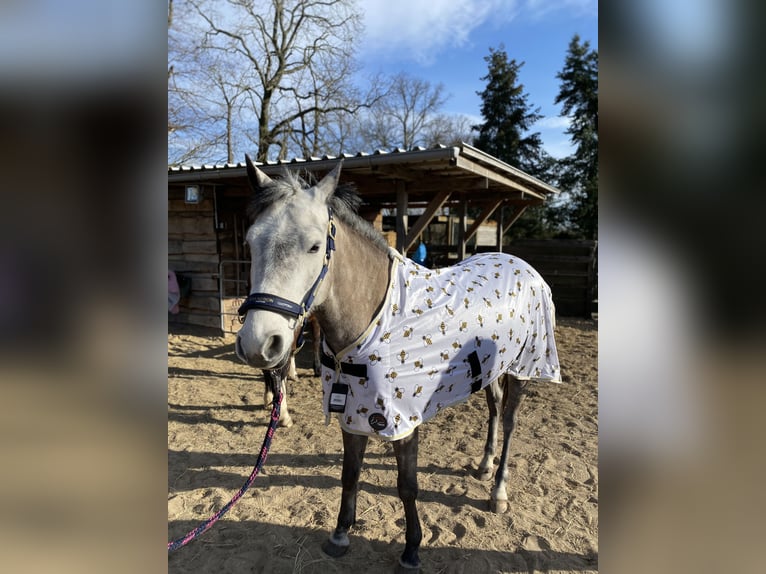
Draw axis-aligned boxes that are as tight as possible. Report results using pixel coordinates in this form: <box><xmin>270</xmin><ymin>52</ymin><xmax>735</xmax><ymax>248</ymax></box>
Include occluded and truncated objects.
<box><xmin>355</xmin><ymin>0</ymin><xmax>598</xmax><ymax>158</ymax></box>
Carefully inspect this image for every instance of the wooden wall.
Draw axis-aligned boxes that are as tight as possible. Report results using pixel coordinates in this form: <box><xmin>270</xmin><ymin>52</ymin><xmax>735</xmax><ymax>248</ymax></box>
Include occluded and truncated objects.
<box><xmin>168</xmin><ymin>189</ymin><xmax>221</xmax><ymax>330</ymax></box>
<box><xmin>504</xmin><ymin>239</ymin><xmax>597</xmax><ymax>318</ymax></box>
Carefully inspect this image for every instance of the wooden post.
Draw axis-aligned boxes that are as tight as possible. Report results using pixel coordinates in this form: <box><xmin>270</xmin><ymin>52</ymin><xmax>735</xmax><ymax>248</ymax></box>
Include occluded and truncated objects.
<box><xmin>496</xmin><ymin>204</ymin><xmax>504</xmax><ymax>252</ymax></box>
<box><xmin>458</xmin><ymin>200</ymin><xmax>467</xmax><ymax>261</ymax></box>
<box><xmin>395</xmin><ymin>182</ymin><xmax>408</xmax><ymax>254</ymax></box>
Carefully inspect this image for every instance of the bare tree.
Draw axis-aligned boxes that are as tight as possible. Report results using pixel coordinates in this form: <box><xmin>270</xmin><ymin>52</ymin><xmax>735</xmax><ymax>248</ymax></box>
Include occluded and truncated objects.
<box><xmin>358</xmin><ymin>73</ymin><xmax>450</xmax><ymax>150</ymax></box>
<box><xmin>168</xmin><ymin>0</ymin><xmax>231</xmax><ymax>164</ymax></box>
<box><xmin>422</xmin><ymin>113</ymin><xmax>477</xmax><ymax>148</ymax></box>
<box><xmin>178</xmin><ymin>0</ymin><xmax>371</xmax><ymax>163</ymax></box>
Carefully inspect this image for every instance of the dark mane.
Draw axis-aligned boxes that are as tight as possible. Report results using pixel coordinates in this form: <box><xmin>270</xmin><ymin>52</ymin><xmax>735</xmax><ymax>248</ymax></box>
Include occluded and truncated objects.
<box><xmin>246</xmin><ymin>169</ymin><xmax>390</xmax><ymax>253</ymax></box>
<box><xmin>329</xmin><ymin>185</ymin><xmax>391</xmax><ymax>253</ymax></box>
<box><xmin>246</xmin><ymin>170</ymin><xmax>300</xmax><ymax>221</ymax></box>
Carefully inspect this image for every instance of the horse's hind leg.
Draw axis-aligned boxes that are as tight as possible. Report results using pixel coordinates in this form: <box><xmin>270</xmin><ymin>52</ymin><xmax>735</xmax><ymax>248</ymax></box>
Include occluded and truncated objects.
<box><xmin>476</xmin><ymin>379</ymin><xmax>503</xmax><ymax>481</ymax></box>
<box><xmin>322</xmin><ymin>430</ymin><xmax>368</xmax><ymax>558</ymax></box>
<box><xmin>491</xmin><ymin>375</ymin><xmax>527</xmax><ymax>513</ymax></box>
<box><xmin>393</xmin><ymin>427</ymin><xmax>422</xmax><ymax>571</ymax></box>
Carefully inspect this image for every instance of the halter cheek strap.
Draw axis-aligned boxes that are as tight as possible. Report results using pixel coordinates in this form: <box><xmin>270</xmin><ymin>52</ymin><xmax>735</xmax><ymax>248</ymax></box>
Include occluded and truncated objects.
<box><xmin>237</xmin><ymin>207</ymin><xmax>336</xmax><ymax>348</ymax></box>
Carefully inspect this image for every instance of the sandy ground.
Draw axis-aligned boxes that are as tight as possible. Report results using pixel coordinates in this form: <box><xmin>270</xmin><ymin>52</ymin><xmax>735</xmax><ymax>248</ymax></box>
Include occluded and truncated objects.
<box><xmin>168</xmin><ymin>317</ymin><xmax>598</xmax><ymax>573</ymax></box>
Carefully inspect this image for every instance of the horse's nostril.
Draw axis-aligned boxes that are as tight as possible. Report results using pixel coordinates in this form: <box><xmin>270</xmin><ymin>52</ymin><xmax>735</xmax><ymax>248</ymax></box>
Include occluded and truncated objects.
<box><xmin>264</xmin><ymin>334</ymin><xmax>284</xmax><ymax>361</ymax></box>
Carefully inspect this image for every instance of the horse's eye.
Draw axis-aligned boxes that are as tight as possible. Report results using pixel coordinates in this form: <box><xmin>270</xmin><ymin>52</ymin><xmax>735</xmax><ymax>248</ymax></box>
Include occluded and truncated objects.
<box><xmin>309</xmin><ymin>244</ymin><xmax>321</xmax><ymax>253</ymax></box>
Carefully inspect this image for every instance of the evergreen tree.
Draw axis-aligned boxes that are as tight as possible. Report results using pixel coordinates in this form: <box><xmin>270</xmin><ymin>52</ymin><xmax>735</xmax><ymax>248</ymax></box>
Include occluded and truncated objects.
<box><xmin>473</xmin><ymin>46</ymin><xmax>546</xmax><ymax>175</ymax></box>
<box><xmin>473</xmin><ymin>45</ymin><xmax>554</xmax><ymax>241</ymax></box>
<box><xmin>555</xmin><ymin>35</ymin><xmax>598</xmax><ymax>239</ymax></box>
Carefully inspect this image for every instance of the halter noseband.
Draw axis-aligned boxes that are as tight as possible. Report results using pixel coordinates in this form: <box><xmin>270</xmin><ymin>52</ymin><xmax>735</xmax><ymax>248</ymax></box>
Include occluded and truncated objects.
<box><xmin>237</xmin><ymin>207</ymin><xmax>336</xmax><ymax>348</ymax></box>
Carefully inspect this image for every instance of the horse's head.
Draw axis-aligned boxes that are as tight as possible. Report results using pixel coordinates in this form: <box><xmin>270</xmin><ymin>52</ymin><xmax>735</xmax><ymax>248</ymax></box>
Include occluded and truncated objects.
<box><xmin>235</xmin><ymin>154</ymin><xmax>341</xmax><ymax>369</ymax></box>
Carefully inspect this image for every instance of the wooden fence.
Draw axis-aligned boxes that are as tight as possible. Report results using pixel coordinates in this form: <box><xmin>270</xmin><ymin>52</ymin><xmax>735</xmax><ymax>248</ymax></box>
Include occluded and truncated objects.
<box><xmin>494</xmin><ymin>239</ymin><xmax>597</xmax><ymax>318</ymax></box>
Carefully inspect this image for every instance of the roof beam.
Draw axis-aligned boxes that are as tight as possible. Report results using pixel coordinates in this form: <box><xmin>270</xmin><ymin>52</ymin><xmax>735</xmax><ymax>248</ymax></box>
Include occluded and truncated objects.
<box><xmin>503</xmin><ymin>205</ymin><xmax>529</xmax><ymax>234</ymax></box>
<box><xmin>402</xmin><ymin>190</ymin><xmax>452</xmax><ymax>253</ymax></box>
<box><xmin>464</xmin><ymin>197</ymin><xmax>504</xmax><ymax>242</ymax></box>
<box><xmin>454</xmin><ymin>156</ymin><xmax>546</xmax><ymax>201</ymax></box>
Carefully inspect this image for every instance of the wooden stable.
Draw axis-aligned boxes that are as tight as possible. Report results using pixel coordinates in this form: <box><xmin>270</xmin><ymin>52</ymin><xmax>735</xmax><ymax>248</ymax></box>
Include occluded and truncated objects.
<box><xmin>168</xmin><ymin>143</ymin><xmax>563</xmax><ymax>332</ymax></box>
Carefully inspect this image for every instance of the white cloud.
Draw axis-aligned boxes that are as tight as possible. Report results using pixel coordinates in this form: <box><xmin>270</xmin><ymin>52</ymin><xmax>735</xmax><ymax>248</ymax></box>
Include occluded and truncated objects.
<box><xmin>359</xmin><ymin>0</ymin><xmax>520</xmax><ymax>65</ymax></box>
<box><xmin>359</xmin><ymin>0</ymin><xmax>596</xmax><ymax>65</ymax></box>
<box><xmin>535</xmin><ymin>116</ymin><xmax>571</xmax><ymax>130</ymax></box>
<box><xmin>524</xmin><ymin>0</ymin><xmax>597</xmax><ymax>19</ymax></box>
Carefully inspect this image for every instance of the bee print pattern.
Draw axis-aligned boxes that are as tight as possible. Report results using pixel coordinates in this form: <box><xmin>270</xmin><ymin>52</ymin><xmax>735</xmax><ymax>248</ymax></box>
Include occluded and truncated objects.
<box><xmin>322</xmin><ymin>253</ymin><xmax>560</xmax><ymax>439</ymax></box>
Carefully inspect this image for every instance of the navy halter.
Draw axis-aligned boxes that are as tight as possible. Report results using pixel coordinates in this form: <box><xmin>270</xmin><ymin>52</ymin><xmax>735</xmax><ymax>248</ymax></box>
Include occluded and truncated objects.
<box><xmin>237</xmin><ymin>207</ymin><xmax>336</xmax><ymax>348</ymax></box>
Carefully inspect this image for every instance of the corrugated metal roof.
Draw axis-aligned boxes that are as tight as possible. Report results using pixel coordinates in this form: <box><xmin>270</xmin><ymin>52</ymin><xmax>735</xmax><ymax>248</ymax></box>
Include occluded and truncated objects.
<box><xmin>169</xmin><ymin>144</ymin><xmax>452</xmax><ymax>172</ymax></box>
<box><xmin>168</xmin><ymin>142</ymin><xmax>559</xmax><ymax>205</ymax></box>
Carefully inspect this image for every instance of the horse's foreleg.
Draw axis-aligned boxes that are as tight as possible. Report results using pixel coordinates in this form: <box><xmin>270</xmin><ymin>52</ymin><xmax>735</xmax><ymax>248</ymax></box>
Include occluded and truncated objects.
<box><xmin>393</xmin><ymin>427</ymin><xmax>422</xmax><ymax>570</ymax></box>
<box><xmin>491</xmin><ymin>376</ymin><xmax>527</xmax><ymax>513</ymax></box>
<box><xmin>322</xmin><ymin>430</ymin><xmax>368</xmax><ymax>558</ymax></box>
<box><xmin>277</xmin><ymin>379</ymin><xmax>292</xmax><ymax>427</ymax></box>
<box><xmin>476</xmin><ymin>379</ymin><xmax>503</xmax><ymax>481</ymax></box>
<box><xmin>262</xmin><ymin>368</ymin><xmax>293</xmax><ymax>427</ymax></box>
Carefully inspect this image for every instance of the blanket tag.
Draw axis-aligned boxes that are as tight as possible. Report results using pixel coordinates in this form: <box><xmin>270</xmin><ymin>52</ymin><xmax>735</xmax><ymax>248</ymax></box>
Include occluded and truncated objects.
<box><xmin>328</xmin><ymin>383</ymin><xmax>349</xmax><ymax>413</ymax></box>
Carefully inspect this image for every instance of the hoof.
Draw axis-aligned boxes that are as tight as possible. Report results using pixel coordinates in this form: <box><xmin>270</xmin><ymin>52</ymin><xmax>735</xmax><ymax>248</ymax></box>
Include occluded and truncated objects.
<box><xmin>475</xmin><ymin>468</ymin><xmax>494</xmax><ymax>481</ymax></box>
<box><xmin>395</xmin><ymin>557</ymin><xmax>421</xmax><ymax>573</ymax></box>
<box><xmin>490</xmin><ymin>498</ymin><xmax>508</xmax><ymax>514</ymax></box>
<box><xmin>278</xmin><ymin>415</ymin><xmax>294</xmax><ymax>428</ymax></box>
<box><xmin>321</xmin><ymin>539</ymin><xmax>349</xmax><ymax>558</ymax></box>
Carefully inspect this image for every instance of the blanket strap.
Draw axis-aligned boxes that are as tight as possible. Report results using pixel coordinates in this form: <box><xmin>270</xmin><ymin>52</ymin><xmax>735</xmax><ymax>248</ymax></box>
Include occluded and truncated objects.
<box><xmin>467</xmin><ymin>350</ymin><xmax>483</xmax><ymax>393</ymax></box>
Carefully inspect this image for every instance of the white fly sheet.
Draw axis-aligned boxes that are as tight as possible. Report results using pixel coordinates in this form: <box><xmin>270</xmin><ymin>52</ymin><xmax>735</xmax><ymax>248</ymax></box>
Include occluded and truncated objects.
<box><xmin>321</xmin><ymin>251</ymin><xmax>561</xmax><ymax>440</ymax></box>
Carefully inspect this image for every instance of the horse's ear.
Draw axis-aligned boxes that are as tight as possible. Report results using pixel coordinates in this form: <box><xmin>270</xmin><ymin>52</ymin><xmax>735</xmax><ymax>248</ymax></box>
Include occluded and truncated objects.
<box><xmin>245</xmin><ymin>154</ymin><xmax>273</xmax><ymax>189</ymax></box>
<box><xmin>311</xmin><ymin>160</ymin><xmax>343</xmax><ymax>203</ymax></box>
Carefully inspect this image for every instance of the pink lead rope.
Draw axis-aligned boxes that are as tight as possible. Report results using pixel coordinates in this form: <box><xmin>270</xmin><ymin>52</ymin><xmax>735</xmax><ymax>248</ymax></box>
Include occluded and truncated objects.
<box><xmin>168</xmin><ymin>391</ymin><xmax>282</xmax><ymax>552</ymax></box>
